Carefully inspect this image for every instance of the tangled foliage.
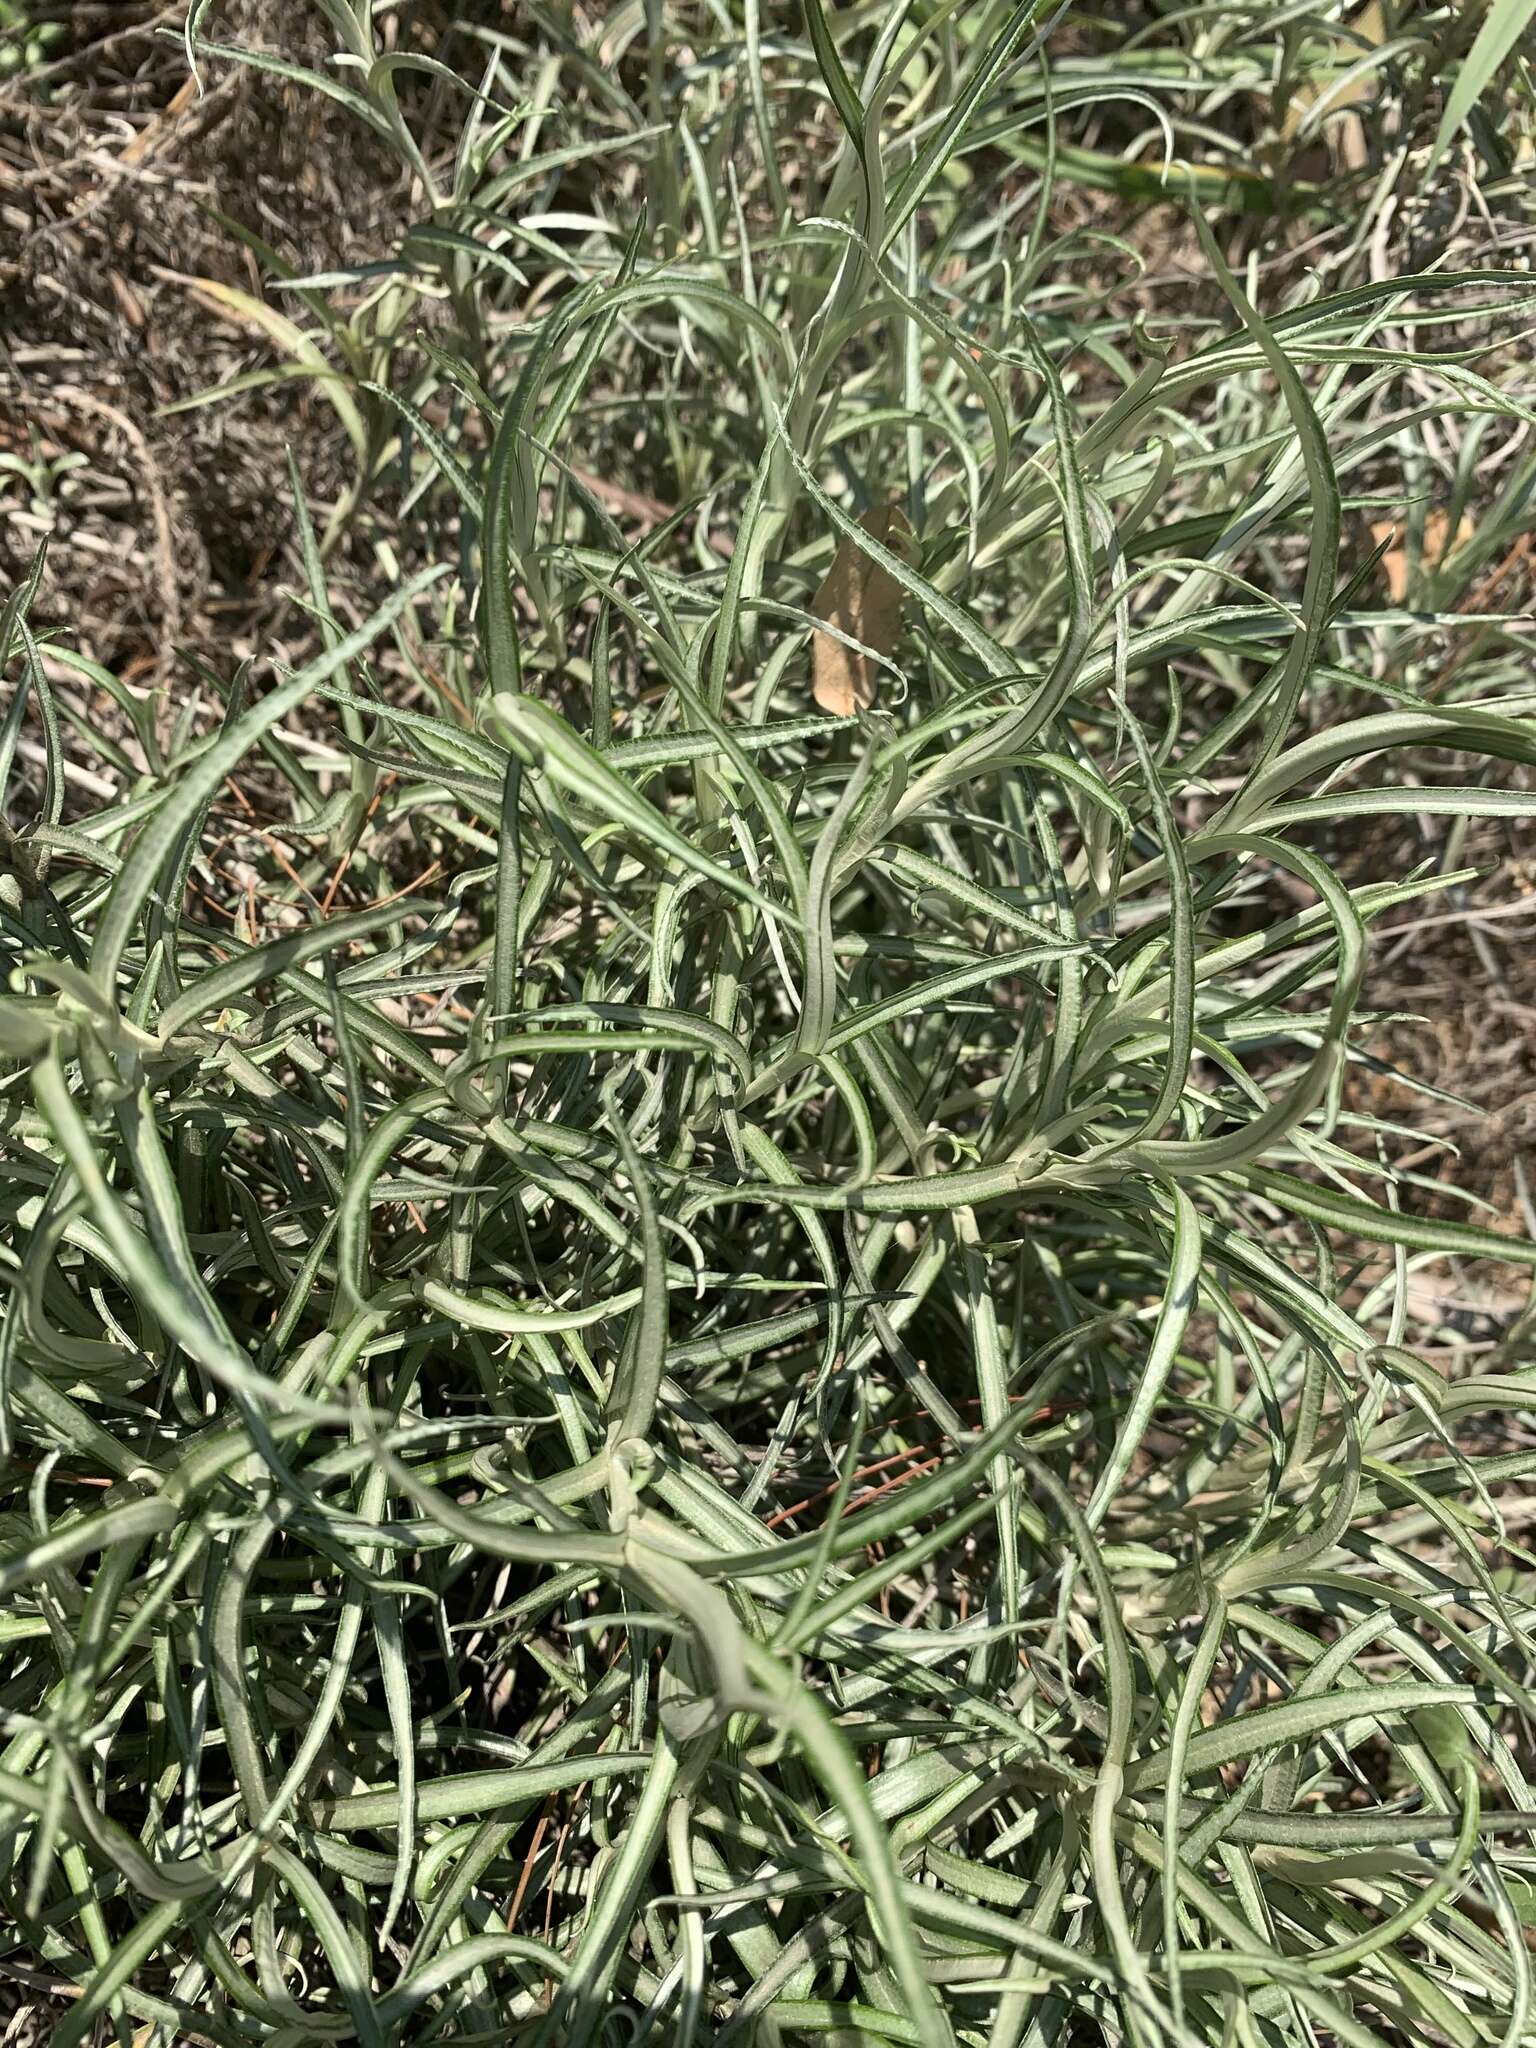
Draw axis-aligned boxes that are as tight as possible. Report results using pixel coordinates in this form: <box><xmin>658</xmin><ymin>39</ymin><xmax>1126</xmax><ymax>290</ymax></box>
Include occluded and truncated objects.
<box><xmin>4</xmin><ymin>4</ymin><xmax>1536</xmax><ymax>2045</ymax></box>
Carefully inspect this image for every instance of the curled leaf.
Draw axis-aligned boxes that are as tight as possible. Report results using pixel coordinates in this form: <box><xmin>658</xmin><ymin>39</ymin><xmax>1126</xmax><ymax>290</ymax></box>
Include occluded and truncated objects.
<box><xmin>810</xmin><ymin>501</ymin><xmax>914</xmax><ymax>717</ymax></box>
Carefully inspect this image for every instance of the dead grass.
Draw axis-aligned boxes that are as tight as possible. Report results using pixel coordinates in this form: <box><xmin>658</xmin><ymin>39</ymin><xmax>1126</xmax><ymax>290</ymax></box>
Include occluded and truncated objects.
<box><xmin>0</xmin><ymin>2</ymin><xmax>403</xmax><ymax>681</ymax></box>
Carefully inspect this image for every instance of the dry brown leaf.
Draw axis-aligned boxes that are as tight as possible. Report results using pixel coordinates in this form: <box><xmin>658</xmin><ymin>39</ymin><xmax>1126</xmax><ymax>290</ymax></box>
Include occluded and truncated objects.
<box><xmin>811</xmin><ymin>502</ymin><xmax>913</xmax><ymax>717</ymax></box>
<box><xmin>1371</xmin><ymin>509</ymin><xmax>1476</xmax><ymax>604</ymax></box>
<box><xmin>1280</xmin><ymin>1</ymin><xmax>1385</xmax><ymax>135</ymax></box>
<box><xmin>1279</xmin><ymin>0</ymin><xmax>1384</xmax><ymax>171</ymax></box>
<box><xmin>122</xmin><ymin>72</ymin><xmax>198</xmax><ymax>167</ymax></box>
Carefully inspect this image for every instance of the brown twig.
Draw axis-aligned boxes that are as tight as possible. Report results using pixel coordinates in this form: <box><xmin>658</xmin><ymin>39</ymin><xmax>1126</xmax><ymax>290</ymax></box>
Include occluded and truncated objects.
<box><xmin>507</xmin><ymin>1803</ymin><xmax>553</xmax><ymax>1934</ymax></box>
